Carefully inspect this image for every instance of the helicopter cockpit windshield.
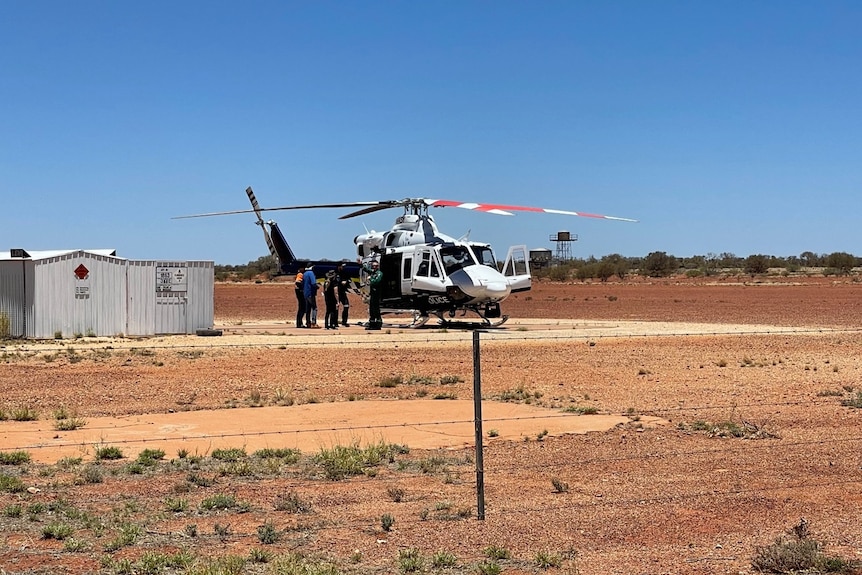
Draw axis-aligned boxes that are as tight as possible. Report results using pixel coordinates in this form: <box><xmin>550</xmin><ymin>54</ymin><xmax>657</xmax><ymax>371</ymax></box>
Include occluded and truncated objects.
<box><xmin>440</xmin><ymin>245</ymin><xmax>477</xmax><ymax>276</ymax></box>
<box><xmin>471</xmin><ymin>245</ymin><xmax>497</xmax><ymax>268</ymax></box>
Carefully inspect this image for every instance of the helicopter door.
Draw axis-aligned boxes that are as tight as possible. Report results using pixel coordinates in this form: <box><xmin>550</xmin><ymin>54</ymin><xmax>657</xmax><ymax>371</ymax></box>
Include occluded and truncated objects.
<box><xmin>379</xmin><ymin>254</ymin><xmax>402</xmax><ymax>300</ymax></box>
<box><xmin>411</xmin><ymin>250</ymin><xmax>445</xmax><ymax>293</ymax></box>
<box><xmin>502</xmin><ymin>245</ymin><xmax>531</xmax><ymax>293</ymax></box>
<box><xmin>400</xmin><ymin>253</ymin><xmax>414</xmax><ymax>296</ymax></box>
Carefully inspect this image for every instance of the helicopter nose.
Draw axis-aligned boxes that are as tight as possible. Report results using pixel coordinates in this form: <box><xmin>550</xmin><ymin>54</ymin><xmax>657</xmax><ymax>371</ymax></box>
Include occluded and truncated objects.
<box><xmin>458</xmin><ymin>266</ymin><xmax>512</xmax><ymax>302</ymax></box>
<box><xmin>482</xmin><ymin>279</ymin><xmax>510</xmax><ymax>300</ymax></box>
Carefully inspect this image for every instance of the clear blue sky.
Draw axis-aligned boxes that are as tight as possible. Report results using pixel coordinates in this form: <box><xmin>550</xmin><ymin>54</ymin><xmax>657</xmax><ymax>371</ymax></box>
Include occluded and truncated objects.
<box><xmin>2</xmin><ymin>1</ymin><xmax>860</xmax><ymax>264</ymax></box>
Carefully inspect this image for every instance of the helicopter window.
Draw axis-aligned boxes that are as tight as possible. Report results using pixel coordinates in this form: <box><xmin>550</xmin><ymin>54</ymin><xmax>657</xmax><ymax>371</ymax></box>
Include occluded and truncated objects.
<box><xmin>403</xmin><ymin>258</ymin><xmax>412</xmax><ymax>280</ymax></box>
<box><xmin>417</xmin><ymin>252</ymin><xmax>437</xmax><ymax>277</ymax></box>
<box><xmin>473</xmin><ymin>246</ymin><xmax>497</xmax><ymax>268</ymax></box>
<box><xmin>440</xmin><ymin>245</ymin><xmax>475</xmax><ymax>275</ymax></box>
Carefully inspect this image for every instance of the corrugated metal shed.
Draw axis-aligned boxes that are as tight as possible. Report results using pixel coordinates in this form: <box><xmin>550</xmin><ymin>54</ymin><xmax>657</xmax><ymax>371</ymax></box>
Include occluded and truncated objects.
<box><xmin>0</xmin><ymin>249</ymin><xmax>213</xmax><ymax>339</ymax></box>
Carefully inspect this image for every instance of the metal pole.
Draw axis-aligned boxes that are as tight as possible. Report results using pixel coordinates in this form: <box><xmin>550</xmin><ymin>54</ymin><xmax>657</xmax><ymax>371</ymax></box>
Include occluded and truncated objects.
<box><xmin>473</xmin><ymin>330</ymin><xmax>485</xmax><ymax>520</ymax></box>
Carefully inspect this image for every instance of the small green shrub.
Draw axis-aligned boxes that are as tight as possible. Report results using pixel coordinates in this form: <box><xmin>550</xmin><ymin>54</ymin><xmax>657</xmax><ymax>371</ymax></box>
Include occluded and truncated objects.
<box><xmin>0</xmin><ymin>474</ymin><xmax>25</xmax><ymax>493</ymax></box>
<box><xmin>432</xmin><ymin>551</ymin><xmax>457</xmax><ymax>568</ymax></box>
<box><xmin>257</xmin><ymin>520</ymin><xmax>281</xmax><ymax>544</ymax></box>
<box><xmin>3</xmin><ymin>504</ymin><xmax>22</xmax><ymax>517</ymax></box>
<box><xmin>751</xmin><ymin>520</ymin><xmax>858</xmax><ymax>574</ymax></box>
<box><xmin>254</xmin><ymin>448</ymin><xmax>301</xmax><ymax>462</ymax></box>
<box><xmin>42</xmin><ymin>522</ymin><xmax>75</xmax><ymax>540</ymax></box>
<box><xmin>563</xmin><ymin>405</ymin><xmax>599</xmax><ymax>415</ymax></box>
<box><xmin>274</xmin><ymin>490</ymin><xmax>311</xmax><ymax>513</ymax></box>
<box><xmin>165</xmin><ymin>497</ymin><xmax>188</xmax><ymax>513</ymax></box>
<box><xmin>137</xmin><ymin>448</ymin><xmax>166</xmax><ymax>465</ymax></box>
<box><xmin>63</xmin><ymin>537</ymin><xmax>89</xmax><ymax>552</ymax></box>
<box><xmin>54</xmin><ymin>412</ymin><xmax>86</xmax><ymax>430</ymax></box>
<box><xmin>406</xmin><ymin>374</ymin><xmax>435</xmax><ymax>385</ymax></box>
<box><xmin>376</xmin><ymin>375</ymin><xmax>403</xmax><ymax>388</ymax></box>
<box><xmin>57</xmin><ymin>456</ymin><xmax>82</xmax><ymax>468</ymax></box>
<box><xmin>483</xmin><ymin>545</ymin><xmax>511</xmax><ymax>560</ymax></box>
<box><xmin>381</xmin><ymin>513</ymin><xmax>394</xmax><ymax>532</ymax></box>
<box><xmin>249</xmin><ymin>547</ymin><xmax>273</xmax><ymax>563</ymax></box>
<box><xmin>200</xmin><ymin>493</ymin><xmax>237</xmax><ymax>511</ymax></box>
<box><xmin>211</xmin><ymin>447</ymin><xmax>247</xmax><ymax>462</ymax></box>
<box><xmin>213</xmin><ymin>523</ymin><xmax>231</xmax><ymax>540</ymax></box>
<box><xmin>551</xmin><ymin>478</ymin><xmax>569</xmax><ymax>493</ymax></box>
<box><xmin>76</xmin><ymin>464</ymin><xmax>103</xmax><ymax>484</ymax></box>
<box><xmin>0</xmin><ymin>451</ymin><xmax>31</xmax><ymax>465</ymax></box>
<box><xmin>10</xmin><ymin>406</ymin><xmax>38</xmax><ymax>421</ymax></box>
<box><xmin>94</xmin><ymin>445</ymin><xmax>124</xmax><ymax>460</ymax></box>
<box><xmin>398</xmin><ymin>548</ymin><xmax>423</xmax><ymax>573</ymax></box>
<box><xmin>535</xmin><ymin>550</ymin><xmax>563</xmax><ymax>568</ymax></box>
<box><xmin>104</xmin><ymin>523</ymin><xmax>141</xmax><ymax>551</ymax></box>
<box><xmin>476</xmin><ymin>560</ymin><xmax>502</xmax><ymax>575</ymax></box>
<box><xmin>840</xmin><ymin>391</ymin><xmax>862</xmax><ymax>409</ymax></box>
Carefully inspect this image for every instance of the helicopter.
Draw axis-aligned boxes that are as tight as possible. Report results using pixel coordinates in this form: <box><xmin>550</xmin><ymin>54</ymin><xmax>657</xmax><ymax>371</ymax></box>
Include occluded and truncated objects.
<box><xmin>175</xmin><ymin>187</ymin><xmax>637</xmax><ymax>328</ymax></box>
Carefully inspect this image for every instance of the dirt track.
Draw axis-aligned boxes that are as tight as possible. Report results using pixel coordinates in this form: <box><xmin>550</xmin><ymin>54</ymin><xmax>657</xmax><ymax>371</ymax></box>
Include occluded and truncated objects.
<box><xmin>1</xmin><ymin>277</ymin><xmax>861</xmax><ymax>575</ymax></box>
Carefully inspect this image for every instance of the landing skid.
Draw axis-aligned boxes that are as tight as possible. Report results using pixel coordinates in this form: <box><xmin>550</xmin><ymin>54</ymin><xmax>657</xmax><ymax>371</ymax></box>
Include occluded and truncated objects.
<box><xmin>357</xmin><ymin>309</ymin><xmax>508</xmax><ymax>329</ymax></box>
<box><xmin>433</xmin><ymin>310</ymin><xmax>509</xmax><ymax>329</ymax></box>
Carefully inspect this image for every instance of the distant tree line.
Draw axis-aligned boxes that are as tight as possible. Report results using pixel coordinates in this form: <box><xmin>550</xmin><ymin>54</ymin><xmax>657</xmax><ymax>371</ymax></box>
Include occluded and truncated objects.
<box><xmin>215</xmin><ymin>251</ymin><xmax>860</xmax><ymax>282</ymax></box>
<box><xmin>533</xmin><ymin>251</ymin><xmax>860</xmax><ymax>282</ymax></box>
<box><xmin>215</xmin><ymin>255</ymin><xmax>279</xmax><ymax>281</ymax></box>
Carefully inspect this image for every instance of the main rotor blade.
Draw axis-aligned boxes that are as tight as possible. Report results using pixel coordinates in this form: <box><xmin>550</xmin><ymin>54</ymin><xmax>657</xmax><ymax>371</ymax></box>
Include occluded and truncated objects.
<box><xmin>337</xmin><ymin>203</ymin><xmax>399</xmax><ymax>219</ymax></box>
<box><xmin>172</xmin><ymin>201</ymin><xmax>382</xmax><ymax>220</ymax></box>
<box><xmin>425</xmin><ymin>199</ymin><xmax>638</xmax><ymax>222</ymax></box>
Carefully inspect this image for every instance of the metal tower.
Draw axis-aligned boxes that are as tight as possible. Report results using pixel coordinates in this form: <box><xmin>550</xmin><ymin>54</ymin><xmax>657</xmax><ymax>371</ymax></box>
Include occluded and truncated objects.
<box><xmin>549</xmin><ymin>231</ymin><xmax>578</xmax><ymax>261</ymax></box>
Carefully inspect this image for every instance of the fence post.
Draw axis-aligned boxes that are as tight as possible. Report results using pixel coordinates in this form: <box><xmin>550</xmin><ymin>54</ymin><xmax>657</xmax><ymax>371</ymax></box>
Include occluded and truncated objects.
<box><xmin>473</xmin><ymin>330</ymin><xmax>485</xmax><ymax>520</ymax></box>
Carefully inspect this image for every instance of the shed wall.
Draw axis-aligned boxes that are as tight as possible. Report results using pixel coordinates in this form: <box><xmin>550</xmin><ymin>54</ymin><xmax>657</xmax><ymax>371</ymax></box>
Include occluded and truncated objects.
<box><xmin>127</xmin><ymin>261</ymin><xmax>214</xmax><ymax>335</ymax></box>
<box><xmin>0</xmin><ymin>260</ymin><xmax>34</xmax><ymax>338</ymax></box>
<box><xmin>127</xmin><ymin>261</ymin><xmax>156</xmax><ymax>336</ymax></box>
<box><xmin>2</xmin><ymin>253</ymin><xmax>213</xmax><ymax>339</ymax></box>
<box><xmin>183</xmin><ymin>261</ymin><xmax>214</xmax><ymax>332</ymax></box>
<box><xmin>31</xmin><ymin>252</ymin><xmax>127</xmax><ymax>338</ymax></box>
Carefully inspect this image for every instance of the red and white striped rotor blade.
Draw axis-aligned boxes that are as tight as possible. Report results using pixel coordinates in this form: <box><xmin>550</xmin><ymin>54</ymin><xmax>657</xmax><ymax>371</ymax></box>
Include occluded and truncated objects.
<box><xmin>424</xmin><ymin>200</ymin><xmax>638</xmax><ymax>222</ymax></box>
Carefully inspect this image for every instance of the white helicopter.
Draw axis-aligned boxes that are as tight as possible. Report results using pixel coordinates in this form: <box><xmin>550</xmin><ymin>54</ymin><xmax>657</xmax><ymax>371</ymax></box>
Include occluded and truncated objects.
<box><xmin>176</xmin><ymin>189</ymin><xmax>637</xmax><ymax>328</ymax></box>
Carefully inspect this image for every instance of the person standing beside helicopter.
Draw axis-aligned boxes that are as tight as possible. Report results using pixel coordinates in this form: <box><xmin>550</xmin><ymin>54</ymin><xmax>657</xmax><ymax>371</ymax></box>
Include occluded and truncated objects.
<box><xmin>294</xmin><ymin>263</ymin><xmax>306</xmax><ymax>328</ymax></box>
<box><xmin>336</xmin><ymin>262</ymin><xmax>351</xmax><ymax>327</ymax></box>
<box><xmin>358</xmin><ymin>258</ymin><xmax>383</xmax><ymax>330</ymax></box>
<box><xmin>302</xmin><ymin>264</ymin><xmax>320</xmax><ymax>328</ymax></box>
<box><xmin>323</xmin><ymin>270</ymin><xmax>339</xmax><ymax>330</ymax></box>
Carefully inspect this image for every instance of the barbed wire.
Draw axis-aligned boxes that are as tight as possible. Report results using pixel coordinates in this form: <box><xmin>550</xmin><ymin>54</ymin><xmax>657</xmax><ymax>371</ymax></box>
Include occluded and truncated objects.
<box><xmin>5</xmin><ymin>393</ymin><xmax>852</xmax><ymax>453</ymax></box>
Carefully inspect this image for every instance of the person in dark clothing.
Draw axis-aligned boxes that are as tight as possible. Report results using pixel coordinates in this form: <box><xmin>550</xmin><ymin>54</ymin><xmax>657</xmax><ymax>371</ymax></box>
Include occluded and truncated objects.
<box><xmin>302</xmin><ymin>264</ymin><xmax>320</xmax><ymax>328</ymax></box>
<box><xmin>336</xmin><ymin>262</ymin><xmax>351</xmax><ymax>327</ymax></box>
<box><xmin>294</xmin><ymin>263</ymin><xmax>306</xmax><ymax>328</ymax></box>
<box><xmin>359</xmin><ymin>258</ymin><xmax>383</xmax><ymax>330</ymax></box>
<box><xmin>323</xmin><ymin>270</ymin><xmax>339</xmax><ymax>330</ymax></box>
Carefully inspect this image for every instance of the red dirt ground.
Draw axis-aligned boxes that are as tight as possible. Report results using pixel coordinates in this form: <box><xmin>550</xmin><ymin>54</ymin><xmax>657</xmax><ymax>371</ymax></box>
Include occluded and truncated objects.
<box><xmin>1</xmin><ymin>276</ymin><xmax>861</xmax><ymax>575</ymax></box>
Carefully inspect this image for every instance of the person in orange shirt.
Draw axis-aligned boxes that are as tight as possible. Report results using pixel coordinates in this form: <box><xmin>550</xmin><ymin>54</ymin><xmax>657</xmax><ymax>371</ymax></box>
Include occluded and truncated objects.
<box><xmin>294</xmin><ymin>263</ymin><xmax>307</xmax><ymax>328</ymax></box>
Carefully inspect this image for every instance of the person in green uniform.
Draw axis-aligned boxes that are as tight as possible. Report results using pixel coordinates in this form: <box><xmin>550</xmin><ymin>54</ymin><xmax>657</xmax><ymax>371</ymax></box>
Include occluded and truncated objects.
<box><xmin>359</xmin><ymin>258</ymin><xmax>383</xmax><ymax>330</ymax></box>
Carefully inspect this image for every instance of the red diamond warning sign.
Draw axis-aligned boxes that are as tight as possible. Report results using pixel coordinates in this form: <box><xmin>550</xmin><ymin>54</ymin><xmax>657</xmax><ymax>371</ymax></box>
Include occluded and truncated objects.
<box><xmin>74</xmin><ymin>264</ymin><xmax>89</xmax><ymax>280</ymax></box>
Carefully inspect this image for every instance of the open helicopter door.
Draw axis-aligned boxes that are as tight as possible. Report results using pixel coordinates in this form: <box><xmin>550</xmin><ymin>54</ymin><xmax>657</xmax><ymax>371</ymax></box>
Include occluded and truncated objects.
<box><xmin>501</xmin><ymin>245</ymin><xmax>531</xmax><ymax>293</ymax></box>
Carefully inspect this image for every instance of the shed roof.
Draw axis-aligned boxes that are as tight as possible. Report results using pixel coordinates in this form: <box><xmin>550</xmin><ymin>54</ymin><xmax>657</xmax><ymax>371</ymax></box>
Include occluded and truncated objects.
<box><xmin>0</xmin><ymin>249</ymin><xmax>118</xmax><ymax>261</ymax></box>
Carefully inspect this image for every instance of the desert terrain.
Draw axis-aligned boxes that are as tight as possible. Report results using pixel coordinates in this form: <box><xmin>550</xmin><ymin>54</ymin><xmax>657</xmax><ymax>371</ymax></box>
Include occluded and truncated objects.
<box><xmin>1</xmin><ymin>276</ymin><xmax>861</xmax><ymax>574</ymax></box>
